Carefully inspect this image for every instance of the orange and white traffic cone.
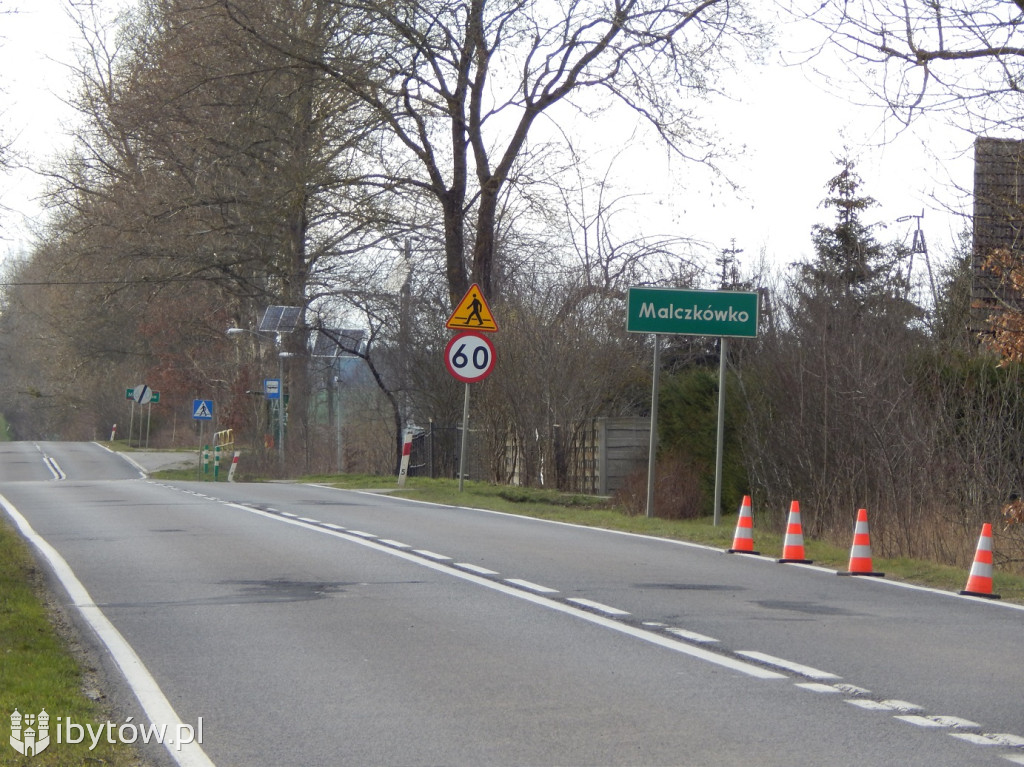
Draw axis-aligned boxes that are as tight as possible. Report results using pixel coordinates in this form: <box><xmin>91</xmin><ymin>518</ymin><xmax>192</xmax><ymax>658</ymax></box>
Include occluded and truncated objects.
<box><xmin>778</xmin><ymin>500</ymin><xmax>813</xmax><ymax>564</ymax></box>
<box><xmin>727</xmin><ymin>495</ymin><xmax>760</xmax><ymax>555</ymax></box>
<box><xmin>960</xmin><ymin>523</ymin><xmax>1001</xmax><ymax>599</ymax></box>
<box><xmin>838</xmin><ymin>508</ymin><xmax>884</xmax><ymax>577</ymax></box>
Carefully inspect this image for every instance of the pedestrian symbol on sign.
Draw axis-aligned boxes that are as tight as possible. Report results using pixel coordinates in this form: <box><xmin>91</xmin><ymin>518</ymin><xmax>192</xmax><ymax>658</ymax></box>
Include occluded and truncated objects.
<box><xmin>192</xmin><ymin>400</ymin><xmax>214</xmax><ymax>420</ymax></box>
<box><xmin>445</xmin><ymin>284</ymin><xmax>499</xmax><ymax>332</ymax></box>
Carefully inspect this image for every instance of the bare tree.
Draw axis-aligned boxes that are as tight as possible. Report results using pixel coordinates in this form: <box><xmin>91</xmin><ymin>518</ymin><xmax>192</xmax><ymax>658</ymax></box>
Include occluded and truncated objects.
<box><xmin>224</xmin><ymin>0</ymin><xmax>768</xmax><ymax>306</ymax></box>
<box><xmin>811</xmin><ymin>0</ymin><xmax>1024</xmax><ymax>129</ymax></box>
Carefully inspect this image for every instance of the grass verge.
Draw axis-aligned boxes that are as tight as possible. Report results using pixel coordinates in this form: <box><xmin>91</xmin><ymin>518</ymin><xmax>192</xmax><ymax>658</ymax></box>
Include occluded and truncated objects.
<box><xmin>0</xmin><ymin>518</ymin><xmax>149</xmax><ymax>766</ymax></box>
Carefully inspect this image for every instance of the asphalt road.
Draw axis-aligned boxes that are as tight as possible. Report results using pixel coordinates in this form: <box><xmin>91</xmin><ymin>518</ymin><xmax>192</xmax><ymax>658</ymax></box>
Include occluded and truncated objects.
<box><xmin>3</xmin><ymin>441</ymin><xmax>1024</xmax><ymax>766</ymax></box>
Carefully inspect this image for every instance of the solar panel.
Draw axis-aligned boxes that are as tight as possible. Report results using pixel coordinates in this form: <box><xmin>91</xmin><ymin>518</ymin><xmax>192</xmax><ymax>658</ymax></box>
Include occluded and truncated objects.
<box><xmin>312</xmin><ymin>328</ymin><xmax>366</xmax><ymax>358</ymax></box>
<box><xmin>258</xmin><ymin>305</ymin><xmax>303</xmax><ymax>333</ymax></box>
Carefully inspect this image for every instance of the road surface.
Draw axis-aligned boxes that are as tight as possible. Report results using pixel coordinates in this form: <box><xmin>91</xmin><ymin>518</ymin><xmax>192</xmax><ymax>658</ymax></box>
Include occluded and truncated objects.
<box><xmin>3</xmin><ymin>441</ymin><xmax>1023</xmax><ymax>766</ymax></box>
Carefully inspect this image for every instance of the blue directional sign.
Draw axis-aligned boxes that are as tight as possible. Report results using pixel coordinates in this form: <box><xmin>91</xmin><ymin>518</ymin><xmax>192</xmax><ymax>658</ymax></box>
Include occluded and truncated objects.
<box><xmin>192</xmin><ymin>400</ymin><xmax>214</xmax><ymax>420</ymax></box>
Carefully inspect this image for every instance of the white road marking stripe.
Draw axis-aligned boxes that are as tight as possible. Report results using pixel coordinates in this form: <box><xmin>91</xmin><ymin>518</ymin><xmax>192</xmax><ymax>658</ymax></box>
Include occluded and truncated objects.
<box><xmin>214</xmin><ymin>498</ymin><xmax>787</xmax><ymax>680</ymax></box>
<box><xmin>0</xmin><ymin>493</ymin><xmax>216</xmax><ymax>767</ymax></box>
<box><xmin>297</xmin><ymin>517</ymin><xmax>319</xmax><ymax>524</ymax></box>
<box><xmin>566</xmin><ymin>598</ymin><xmax>630</xmax><ymax>616</ymax></box>
<box><xmin>948</xmin><ymin>731</ymin><xmax>1024</xmax><ymax>747</ymax></box>
<box><xmin>880</xmin><ymin>700</ymin><xmax>923</xmax><ymax>713</ymax></box>
<box><xmin>845</xmin><ymin>699</ymin><xmax>894</xmax><ymax>711</ymax></box>
<box><xmin>796</xmin><ymin>682</ymin><xmax>843</xmax><ymax>693</ymax></box>
<box><xmin>986</xmin><ymin>733</ymin><xmax>1024</xmax><ymax>747</ymax></box>
<box><xmin>348</xmin><ymin>530</ymin><xmax>377</xmax><ymax>538</ymax></box>
<box><xmin>849</xmin><ymin>699</ymin><xmax>925</xmax><ymax>714</ymax></box>
<box><xmin>735</xmin><ymin>651</ymin><xmax>841</xmax><ymax>680</ymax></box>
<box><xmin>834</xmin><ymin>683</ymin><xmax>872</xmax><ymax>696</ymax></box>
<box><xmin>43</xmin><ymin>456</ymin><xmax>66</xmax><ymax>480</ymax></box>
<box><xmin>950</xmin><ymin>732</ymin><xmax>1001</xmax><ymax>746</ymax></box>
<box><xmin>414</xmin><ymin>549</ymin><xmax>452</xmax><ymax>561</ymax></box>
<box><xmin>96</xmin><ymin>442</ymin><xmax>147</xmax><ymax>477</ymax></box>
<box><xmin>505</xmin><ymin>578</ymin><xmax>558</xmax><ymax>594</ymax></box>
<box><xmin>379</xmin><ymin>539</ymin><xmax>411</xmax><ymax>549</ymax></box>
<box><xmin>322</xmin><ymin>523</ymin><xmax>345</xmax><ymax>531</ymax></box>
<box><xmin>896</xmin><ymin>715</ymin><xmax>947</xmax><ymax>728</ymax></box>
<box><xmin>923</xmin><ymin>715</ymin><xmax>981</xmax><ymax>729</ymax></box>
<box><xmin>456</xmin><ymin>563</ymin><xmax>500</xmax><ymax>576</ymax></box>
<box><xmin>665</xmin><ymin>627</ymin><xmax>718</xmax><ymax>644</ymax></box>
<box><xmin>279</xmin><ymin>511</ymin><xmax>297</xmax><ymax>517</ymax></box>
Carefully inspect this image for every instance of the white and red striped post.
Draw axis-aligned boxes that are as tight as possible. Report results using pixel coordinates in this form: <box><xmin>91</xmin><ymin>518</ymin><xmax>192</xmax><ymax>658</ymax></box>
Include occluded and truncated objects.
<box><xmin>110</xmin><ymin>423</ymin><xmax>118</xmax><ymax>441</ymax></box>
<box><xmin>227</xmin><ymin>451</ymin><xmax>241</xmax><ymax>482</ymax></box>
<box><xmin>397</xmin><ymin>429</ymin><xmax>414</xmax><ymax>486</ymax></box>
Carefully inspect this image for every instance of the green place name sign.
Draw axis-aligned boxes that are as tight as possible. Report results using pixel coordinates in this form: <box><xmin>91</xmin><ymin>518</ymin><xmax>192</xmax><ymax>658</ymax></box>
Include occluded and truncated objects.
<box><xmin>626</xmin><ymin>287</ymin><xmax>759</xmax><ymax>338</ymax></box>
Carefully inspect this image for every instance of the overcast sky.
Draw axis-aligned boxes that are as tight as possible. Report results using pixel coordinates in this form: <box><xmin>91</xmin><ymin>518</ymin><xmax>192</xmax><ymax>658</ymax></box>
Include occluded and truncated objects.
<box><xmin>0</xmin><ymin>0</ymin><xmax>976</xmax><ymax>283</ymax></box>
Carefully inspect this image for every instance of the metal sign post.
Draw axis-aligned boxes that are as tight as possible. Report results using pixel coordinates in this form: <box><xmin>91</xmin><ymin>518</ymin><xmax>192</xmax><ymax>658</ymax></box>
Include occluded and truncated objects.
<box><xmin>645</xmin><ymin>336</ymin><xmax>660</xmax><ymax>518</ymax></box>
<box><xmin>192</xmin><ymin>399</ymin><xmax>214</xmax><ymax>478</ymax></box>
<box><xmin>713</xmin><ymin>337</ymin><xmax>729</xmax><ymax>527</ymax></box>
<box><xmin>458</xmin><ymin>383</ymin><xmax>470</xmax><ymax>492</ymax></box>
<box><xmin>444</xmin><ymin>287</ymin><xmax>499</xmax><ymax>491</ymax></box>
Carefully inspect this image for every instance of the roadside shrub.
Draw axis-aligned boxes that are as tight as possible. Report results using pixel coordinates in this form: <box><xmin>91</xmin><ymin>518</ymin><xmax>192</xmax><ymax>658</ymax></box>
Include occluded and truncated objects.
<box><xmin>614</xmin><ymin>453</ymin><xmax>705</xmax><ymax>519</ymax></box>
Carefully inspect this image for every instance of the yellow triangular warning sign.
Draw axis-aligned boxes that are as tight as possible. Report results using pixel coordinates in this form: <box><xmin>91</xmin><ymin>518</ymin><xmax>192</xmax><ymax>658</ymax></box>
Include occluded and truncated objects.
<box><xmin>446</xmin><ymin>283</ymin><xmax>499</xmax><ymax>332</ymax></box>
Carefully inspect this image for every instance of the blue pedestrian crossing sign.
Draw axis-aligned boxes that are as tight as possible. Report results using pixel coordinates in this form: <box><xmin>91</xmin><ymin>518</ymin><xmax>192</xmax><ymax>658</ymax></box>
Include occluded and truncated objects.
<box><xmin>192</xmin><ymin>399</ymin><xmax>214</xmax><ymax>420</ymax></box>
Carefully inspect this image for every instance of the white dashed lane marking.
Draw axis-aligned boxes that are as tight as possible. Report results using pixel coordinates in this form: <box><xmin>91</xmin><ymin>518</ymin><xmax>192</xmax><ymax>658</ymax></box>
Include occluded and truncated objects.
<box><xmin>736</xmin><ymin>651</ymin><xmax>841</xmax><ymax>680</ymax></box>
<box><xmin>413</xmin><ymin>549</ymin><xmax>452</xmax><ymax>561</ymax></box>
<box><xmin>665</xmin><ymin>627</ymin><xmax>719</xmax><ymax>644</ymax></box>
<box><xmin>456</xmin><ymin>563</ymin><xmax>500</xmax><ymax>576</ymax></box>
<box><xmin>505</xmin><ymin>578</ymin><xmax>559</xmax><ymax>594</ymax></box>
<box><xmin>566</xmin><ymin>598</ymin><xmax>630</xmax><ymax>616</ymax></box>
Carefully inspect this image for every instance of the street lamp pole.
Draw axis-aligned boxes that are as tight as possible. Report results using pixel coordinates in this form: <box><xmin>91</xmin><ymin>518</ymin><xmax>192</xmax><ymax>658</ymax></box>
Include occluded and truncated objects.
<box><xmin>278</xmin><ymin>351</ymin><xmax>295</xmax><ymax>467</ymax></box>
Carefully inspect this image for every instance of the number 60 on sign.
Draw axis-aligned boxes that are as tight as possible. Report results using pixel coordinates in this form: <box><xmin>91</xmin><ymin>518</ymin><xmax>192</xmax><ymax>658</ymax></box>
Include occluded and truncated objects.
<box><xmin>445</xmin><ymin>331</ymin><xmax>496</xmax><ymax>383</ymax></box>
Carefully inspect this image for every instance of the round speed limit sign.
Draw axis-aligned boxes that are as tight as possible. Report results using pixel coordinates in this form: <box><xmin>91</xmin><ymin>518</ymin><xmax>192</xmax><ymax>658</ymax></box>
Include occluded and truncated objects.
<box><xmin>445</xmin><ymin>331</ymin><xmax>496</xmax><ymax>383</ymax></box>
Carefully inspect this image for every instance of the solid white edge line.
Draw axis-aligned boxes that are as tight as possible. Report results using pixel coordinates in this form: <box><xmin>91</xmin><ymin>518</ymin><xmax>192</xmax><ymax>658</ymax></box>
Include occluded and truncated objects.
<box><xmin>0</xmin><ymin>491</ymin><xmax>216</xmax><ymax>767</ymax></box>
<box><xmin>93</xmin><ymin>441</ymin><xmax>148</xmax><ymax>478</ymax></box>
<box><xmin>209</xmin><ymin>497</ymin><xmax>787</xmax><ymax>681</ymax></box>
